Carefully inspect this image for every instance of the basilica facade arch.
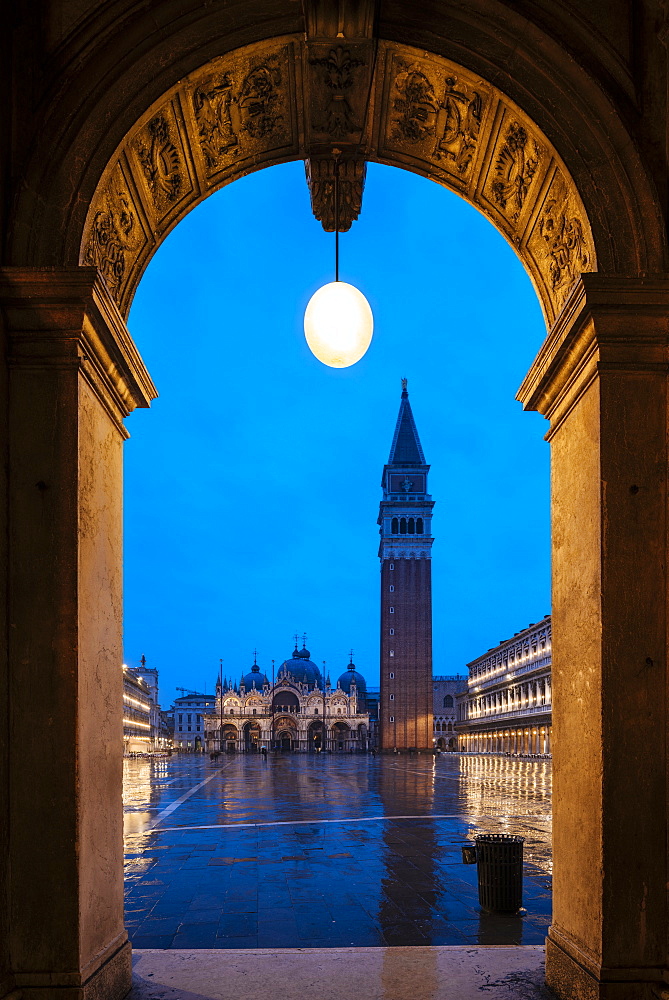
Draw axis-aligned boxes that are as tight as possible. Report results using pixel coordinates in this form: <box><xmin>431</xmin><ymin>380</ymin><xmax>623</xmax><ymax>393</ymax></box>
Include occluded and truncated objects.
<box><xmin>2</xmin><ymin>3</ymin><xmax>669</xmax><ymax>1000</ymax></box>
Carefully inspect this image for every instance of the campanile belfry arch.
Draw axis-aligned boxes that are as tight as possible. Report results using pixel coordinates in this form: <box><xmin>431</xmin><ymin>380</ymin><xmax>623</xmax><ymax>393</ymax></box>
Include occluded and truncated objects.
<box><xmin>2</xmin><ymin>3</ymin><xmax>669</xmax><ymax>999</ymax></box>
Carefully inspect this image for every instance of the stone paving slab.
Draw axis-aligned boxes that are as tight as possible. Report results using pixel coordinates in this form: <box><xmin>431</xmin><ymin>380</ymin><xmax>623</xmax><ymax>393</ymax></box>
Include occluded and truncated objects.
<box><xmin>130</xmin><ymin>946</ymin><xmax>556</xmax><ymax>1000</ymax></box>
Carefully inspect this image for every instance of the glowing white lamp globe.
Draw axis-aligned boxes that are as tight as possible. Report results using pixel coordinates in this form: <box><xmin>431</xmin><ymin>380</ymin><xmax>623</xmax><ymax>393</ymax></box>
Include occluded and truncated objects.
<box><xmin>304</xmin><ymin>281</ymin><xmax>373</xmax><ymax>368</ymax></box>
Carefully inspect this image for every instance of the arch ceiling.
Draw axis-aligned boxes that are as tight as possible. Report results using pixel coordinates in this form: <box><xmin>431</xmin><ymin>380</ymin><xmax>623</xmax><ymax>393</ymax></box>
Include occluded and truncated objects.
<box><xmin>83</xmin><ymin>35</ymin><xmax>595</xmax><ymax>325</ymax></box>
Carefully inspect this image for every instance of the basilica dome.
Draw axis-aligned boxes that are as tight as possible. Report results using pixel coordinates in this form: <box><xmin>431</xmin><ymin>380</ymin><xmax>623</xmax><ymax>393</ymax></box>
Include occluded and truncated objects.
<box><xmin>241</xmin><ymin>661</ymin><xmax>269</xmax><ymax>690</ymax></box>
<box><xmin>278</xmin><ymin>644</ymin><xmax>322</xmax><ymax>687</ymax></box>
<box><xmin>337</xmin><ymin>661</ymin><xmax>367</xmax><ymax>697</ymax></box>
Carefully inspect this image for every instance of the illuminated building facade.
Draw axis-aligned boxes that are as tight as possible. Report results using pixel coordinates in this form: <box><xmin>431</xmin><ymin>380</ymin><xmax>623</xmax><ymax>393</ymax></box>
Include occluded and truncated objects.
<box><xmin>432</xmin><ymin>676</ymin><xmax>466</xmax><ymax>750</ymax></box>
<box><xmin>458</xmin><ymin>617</ymin><xmax>552</xmax><ymax>754</ymax></box>
<box><xmin>173</xmin><ymin>691</ymin><xmax>216</xmax><ymax>749</ymax></box>
<box><xmin>378</xmin><ymin>382</ymin><xmax>434</xmax><ymax>750</ymax></box>
<box><xmin>204</xmin><ymin>644</ymin><xmax>370</xmax><ymax>752</ymax></box>
<box><xmin>122</xmin><ymin>666</ymin><xmax>154</xmax><ymax>753</ymax></box>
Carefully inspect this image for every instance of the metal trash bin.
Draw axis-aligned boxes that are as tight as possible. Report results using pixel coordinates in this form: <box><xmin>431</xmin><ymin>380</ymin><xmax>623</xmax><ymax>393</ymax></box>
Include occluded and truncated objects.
<box><xmin>474</xmin><ymin>834</ymin><xmax>524</xmax><ymax>913</ymax></box>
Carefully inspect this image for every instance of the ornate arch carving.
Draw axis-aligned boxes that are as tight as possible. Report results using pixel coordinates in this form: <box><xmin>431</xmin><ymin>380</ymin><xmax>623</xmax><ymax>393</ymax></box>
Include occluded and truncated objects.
<box><xmin>80</xmin><ymin>36</ymin><xmax>596</xmax><ymax>325</ymax></box>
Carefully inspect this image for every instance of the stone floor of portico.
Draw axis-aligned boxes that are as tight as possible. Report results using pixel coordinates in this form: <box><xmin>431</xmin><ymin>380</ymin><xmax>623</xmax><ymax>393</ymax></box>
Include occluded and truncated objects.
<box><xmin>129</xmin><ymin>945</ymin><xmax>555</xmax><ymax>1000</ymax></box>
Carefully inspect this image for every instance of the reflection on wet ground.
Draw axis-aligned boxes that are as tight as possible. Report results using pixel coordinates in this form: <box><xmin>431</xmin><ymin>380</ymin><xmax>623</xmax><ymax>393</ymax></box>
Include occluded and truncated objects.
<box><xmin>123</xmin><ymin>753</ymin><xmax>551</xmax><ymax>948</ymax></box>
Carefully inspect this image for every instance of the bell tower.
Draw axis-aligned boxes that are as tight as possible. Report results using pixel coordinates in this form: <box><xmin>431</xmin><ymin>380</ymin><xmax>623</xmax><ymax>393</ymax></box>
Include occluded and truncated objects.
<box><xmin>378</xmin><ymin>380</ymin><xmax>434</xmax><ymax>750</ymax></box>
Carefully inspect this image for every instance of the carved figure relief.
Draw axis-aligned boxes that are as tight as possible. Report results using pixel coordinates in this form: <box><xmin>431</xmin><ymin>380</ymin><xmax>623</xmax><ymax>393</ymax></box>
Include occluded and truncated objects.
<box><xmin>491</xmin><ymin>122</ymin><xmax>541</xmax><ymax>221</ymax></box>
<box><xmin>192</xmin><ymin>57</ymin><xmax>286</xmax><ymax>174</ymax></box>
<box><xmin>309</xmin><ymin>46</ymin><xmax>365</xmax><ymax>138</ymax></box>
<box><xmin>238</xmin><ymin>60</ymin><xmax>284</xmax><ymax>139</ymax></box>
<box><xmin>192</xmin><ymin>73</ymin><xmax>238</xmax><ymax>170</ymax></box>
<box><xmin>83</xmin><ymin>165</ymin><xmax>144</xmax><ymax>298</ymax></box>
<box><xmin>391</xmin><ymin>68</ymin><xmax>438</xmax><ymax>142</ymax></box>
<box><xmin>387</xmin><ymin>61</ymin><xmax>484</xmax><ymax>178</ymax></box>
<box><xmin>537</xmin><ymin>176</ymin><xmax>590</xmax><ymax>297</ymax></box>
<box><xmin>434</xmin><ymin>76</ymin><xmax>483</xmax><ymax>174</ymax></box>
<box><xmin>135</xmin><ymin>114</ymin><xmax>183</xmax><ymax>214</ymax></box>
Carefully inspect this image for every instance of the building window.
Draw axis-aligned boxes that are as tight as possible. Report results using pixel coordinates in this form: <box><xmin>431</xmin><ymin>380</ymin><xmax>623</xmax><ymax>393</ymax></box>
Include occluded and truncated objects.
<box><xmin>389</xmin><ymin>716</ymin><xmax>395</xmax><ymax>722</ymax></box>
<box><xmin>188</xmin><ymin>726</ymin><xmax>191</xmax><ymax>732</ymax></box>
<box><xmin>389</xmin><ymin>650</ymin><xmax>395</xmax><ymax>657</ymax></box>
<box><xmin>389</xmin><ymin>563</ymin><xmax>394</xmax><ymax>570</ymax></box>
<box><xmin>391</xmin><ymin>518</ymin><xmax>398</xmax><ymax>534</ymax></box>
<box><xmin>408</xmin><ymin>517</ymin><xmax>415</xmax><ymax>534</ymax></box>
<box><xmin>417</xmin><ymin>517</ymin><xmax>424</xmax><ymax>534</ymax></box>
<box><xmin>390</xmin><ymin>694</ymin><xmax>394</xmax><ymax>701</ymax></box>
<box><xmin>315</xmin><ymin>707</ymin><xmax>319</xmax><ymax>714</ymax></box>
<box><xmin>178</xmin><ymin>726</ymin><xmax>183</xmax><ymax>732</ymax></box>
<box><xmin>389</xmin><ymin>585</ymin><xmax>394</xmax><ymax>592</ymax></box>
<box><xmin>253</xmin><ymin>708</ymin><xmax>257</xmax><ymax>715</ymax></box>
<box><xmin>389</xmin><ymin>672</ymin><xmax>394</xmax><ymax>679</ymax></box>
<box><xmin>230</xmin><ymin>709</ymin><xmax>234</xmax><ymax>714</ymax></box>
<box><xmin>187</xmin><ymin>714</ymin><xmax>192</xmax><ymax>723</ymax></box>
<box><xmin>178</xmin><ymin>714</ymin><xmax>183</xmax><ymax>723</ymax></box>
<box><xmin>400</xmin><ymin>518</ymin><xmax>407</xmax><ymax>534</ymax></box>
<box><xmin>389</xmin><ymin>607</ymin><xmax>394</xmax><ymax>613</ymax></box>
<box><xmin>443</xmin><ymin>695</ymin><xmax>454</xmax><ymax>708</ymax></box>
<box><xmin>389</xmin><ymin>628</ymin><xmax>394</xmax><ymax>635</ymax></box>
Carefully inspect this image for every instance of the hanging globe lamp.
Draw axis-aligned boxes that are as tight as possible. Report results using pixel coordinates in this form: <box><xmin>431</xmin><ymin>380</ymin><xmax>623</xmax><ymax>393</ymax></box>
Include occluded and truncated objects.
<box><xmin>304</xmin><ymin>157</ymin><xmax>373</xmax><ymax>368</ymax></box>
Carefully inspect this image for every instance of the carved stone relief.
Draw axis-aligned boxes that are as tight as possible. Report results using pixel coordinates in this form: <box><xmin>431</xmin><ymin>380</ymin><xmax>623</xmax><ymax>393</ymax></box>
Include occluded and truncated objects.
<box><xmin>306</xmin><ymin>43</ymin><xmax>370</xmax><ymax>143</ymax></box>
<box><xmin>490</xmin><ymin>121</ymin><xmax>542</xmax><ymax>222</ymax></box>
<box><xmin>530</xmin><ymin>172</ymin><xmax>591</xmax><ymax>307</ymax></box>
<box><xmin>131</xmin><ymin>102</ymin><xmax>195</xmax><ymax>225</ymax></box>
<box><xmin>382</xmin><ymin>52</ymin><xmax>487</xmax><ymax>186</ymax></box>
<box><xmin>305</xmin><ymin>156</ymin><xmax>366</xmax><ymax>231</ymax></box>
<box><xmin>81</xmin><ymin>36</ymin><xmax>595</xmax><ymax>325</ymax></box>
<box><xmin>83</xmin><ymin>162</ymin><xmax>147</xmax><ymax>302</ymax></box>
<box><xmin>192</xmin><ymin>72</ymin><xmax>238</xmax><ymax>170</ymax></box>
<box><xmin>188</xmin><ymin>48</ymin><xmax>293</xmax><ymax>179</ymax></box>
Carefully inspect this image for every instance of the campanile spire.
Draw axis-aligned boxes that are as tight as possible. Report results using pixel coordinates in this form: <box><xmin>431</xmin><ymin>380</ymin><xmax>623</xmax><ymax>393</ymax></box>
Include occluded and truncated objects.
<box><xmin>378</xmin><ymin>383</ymin><xmax>434</xmax><ymax>750</ymax></box>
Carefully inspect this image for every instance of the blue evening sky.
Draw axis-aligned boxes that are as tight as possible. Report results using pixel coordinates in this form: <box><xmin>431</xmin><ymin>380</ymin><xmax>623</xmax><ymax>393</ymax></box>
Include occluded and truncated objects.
<box><xmin>124</xmin><ymin>161</ymin><xmax>549</xmax><ymax>708</ymax></box>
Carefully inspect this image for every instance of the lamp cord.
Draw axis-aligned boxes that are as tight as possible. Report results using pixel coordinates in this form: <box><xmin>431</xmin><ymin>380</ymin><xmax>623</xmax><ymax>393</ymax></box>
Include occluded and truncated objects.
<box><xmin>334</xmin><ymin>158</ymin><xmax>339</xmax><ymax>282</ymax></box>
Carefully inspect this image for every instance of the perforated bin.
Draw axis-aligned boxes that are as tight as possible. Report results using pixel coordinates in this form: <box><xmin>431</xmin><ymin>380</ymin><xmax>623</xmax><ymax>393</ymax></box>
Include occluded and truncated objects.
<box><xmin>475</xmin><ymin>834</ymin><xmax>524</xmax><ymax>913</ymax></box>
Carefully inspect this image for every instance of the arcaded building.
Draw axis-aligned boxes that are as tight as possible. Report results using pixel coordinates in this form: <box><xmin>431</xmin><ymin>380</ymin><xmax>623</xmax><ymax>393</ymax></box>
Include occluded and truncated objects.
<box><xmin>458</xmin><ymin>618</ymin><xmax>552</xmax><ymax>755</ymax></box>
<box><xmin>432</xmin><ymin>675</ymin><xmax>466</xmax><ymax>750</ymax></box>
<box><xmin>204</xmin><ymin>644</ymin><xmax>370</xmax><ymax>752</ymax></box>
<box><xmin>378</xmin><ymin>382</ymin><xmax>434</xmax><ymax>750</ymax></box>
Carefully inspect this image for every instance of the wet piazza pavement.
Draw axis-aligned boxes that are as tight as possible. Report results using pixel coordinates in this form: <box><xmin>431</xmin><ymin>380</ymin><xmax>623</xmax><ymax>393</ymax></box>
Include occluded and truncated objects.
<box><xmin>123</xmin><ymin>753</ymin><xmax>552</xmax><ymax>950</ymax></box>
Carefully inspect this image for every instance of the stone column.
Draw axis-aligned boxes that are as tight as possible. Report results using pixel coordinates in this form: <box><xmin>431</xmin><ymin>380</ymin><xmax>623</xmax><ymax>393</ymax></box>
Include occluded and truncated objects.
<box><xmin>518</xmin><ymin>276</ymin><xmax>669</xmax><ymax>1000</ymax></box>
<box><xmin>0</xmin><ymin>268</ymin><xmax>156</xmax><ymax>1000</ymax></box>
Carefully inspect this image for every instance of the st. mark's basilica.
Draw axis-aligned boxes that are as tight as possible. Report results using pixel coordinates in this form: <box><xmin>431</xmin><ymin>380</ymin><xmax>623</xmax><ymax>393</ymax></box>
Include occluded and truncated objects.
<box><xmin>204</xmin><ymin>642</ymin><xmax>370</xmax><ymax>753</ymax></box>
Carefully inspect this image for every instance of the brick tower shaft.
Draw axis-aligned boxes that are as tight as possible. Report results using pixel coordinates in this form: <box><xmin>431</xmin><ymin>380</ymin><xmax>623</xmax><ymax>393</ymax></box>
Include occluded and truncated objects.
<box><xmin>378</xmin><ymin>381</ymin><xmax>434</xmax><ymax>750</ymax></box>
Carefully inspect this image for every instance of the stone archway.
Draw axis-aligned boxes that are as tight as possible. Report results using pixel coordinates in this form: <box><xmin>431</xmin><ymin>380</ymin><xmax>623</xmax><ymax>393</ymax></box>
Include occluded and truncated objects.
<box><xmin>243</xmin><ymin>721</ymin><xmax>261</xmax><ymax>752</ymax></box>
<box><xmin>332</xmin><ymin>721</ymin><xmax>351</xmax><ymax>751</ymax></box>
<box><xmin>2</xmin><ymin>5</ymin><xmax>669</xmax><ymax>1000</ymax></box>
<box><xmin>308</xmin><ymin>719</ymin><xmax>324</xmax><ymax>751</ymax></box>
<box><xmin>273</xmin><ymin>716</ymin><xmax>297</xmax><ymax>751</ymax></box>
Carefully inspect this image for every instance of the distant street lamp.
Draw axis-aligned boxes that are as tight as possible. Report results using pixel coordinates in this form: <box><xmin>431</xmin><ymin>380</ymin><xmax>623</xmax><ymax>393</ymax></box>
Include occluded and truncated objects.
<box><xmin>304</xmin><ymin>155</ymin><xmax>373</xmax><ymax>368</ymax></box>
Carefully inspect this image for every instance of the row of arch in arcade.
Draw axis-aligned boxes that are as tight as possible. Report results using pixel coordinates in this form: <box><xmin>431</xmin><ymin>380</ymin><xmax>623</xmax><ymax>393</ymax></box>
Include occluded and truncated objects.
<box><xmin>461</xmin><ymin>726</ymin><xmax>552</xmax><ymax>755</ymax></box>
<box><xmin>208</xmin><ymin>719</ymin><xmax>369</xmax><ymax>752</ymax></box>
